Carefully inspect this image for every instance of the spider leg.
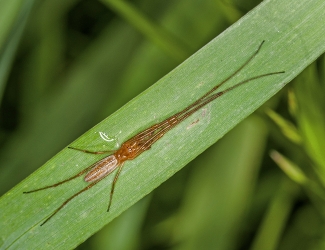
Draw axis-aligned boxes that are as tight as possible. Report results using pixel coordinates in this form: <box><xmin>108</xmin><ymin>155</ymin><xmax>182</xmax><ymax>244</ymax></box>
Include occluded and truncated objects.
<box><xmin>23</xmin><ymin>163</ymin><xmax>96</xmax><ymax>194</ymax></box>
<box><xmin>107</xmin><ymin>163</ymin><xmax>124</xmax><ymax>211</ymax></box>
<box><xmin>40</xmin><ymin>180</ymin><xmax>101</xmax><ymax>226</ymax></box>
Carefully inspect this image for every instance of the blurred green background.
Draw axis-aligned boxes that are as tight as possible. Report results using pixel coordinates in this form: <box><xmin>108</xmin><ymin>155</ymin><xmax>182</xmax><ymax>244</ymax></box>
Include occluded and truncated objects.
<box><xmin>1</xmin><ymin>0</ymin><xmax>325</xmax><ymax>249</ymax></box>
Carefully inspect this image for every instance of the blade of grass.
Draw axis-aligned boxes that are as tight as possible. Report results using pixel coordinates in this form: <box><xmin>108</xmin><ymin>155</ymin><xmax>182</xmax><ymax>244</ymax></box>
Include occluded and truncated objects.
<box><xmin>294</xmin><ymin>63</ymin><xmax>325</xmax><ymax>181</ymax></box>
<box><xmin>250</xmin><ymin>178</ymin><xmax>299</xmax><ymax>250</ymax></box>
<box><xmin>1</xmin><ymin>0</ymin><xmax>325</xmax><ymax>249</ymax></box>
<box><xmin>89</xmin><ymin>196</ymin><xmax>151</xmax><ymax>250</ymax></box>
<box><xmin>100</xmin><ymin>0</ymin><xmax>191</xmax><ymax>61</ymax></box>
<box><xmin>0</xmin><ymin>0</ymin><xmax>34</xmax><ymax>103</ymax></box>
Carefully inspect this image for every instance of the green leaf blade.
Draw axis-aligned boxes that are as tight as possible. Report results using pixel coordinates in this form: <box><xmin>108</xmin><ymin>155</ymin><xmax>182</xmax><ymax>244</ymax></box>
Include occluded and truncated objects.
<box><xmin>1</xmin><ymin>0</ymin><xmax>325</xmax><ymax>249</ymax></box>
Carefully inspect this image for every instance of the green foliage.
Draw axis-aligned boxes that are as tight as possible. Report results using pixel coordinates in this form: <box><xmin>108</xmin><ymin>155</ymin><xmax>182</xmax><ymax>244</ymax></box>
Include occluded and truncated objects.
<box><xmin>0</xmin><ymin>0</ymin><xmax>34</xmax><ymax>102</ymax></box>
<box><xmin>0</xmin><ymin>0</ymin><xmax>325</xmax><ymax>249</ymax></box>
